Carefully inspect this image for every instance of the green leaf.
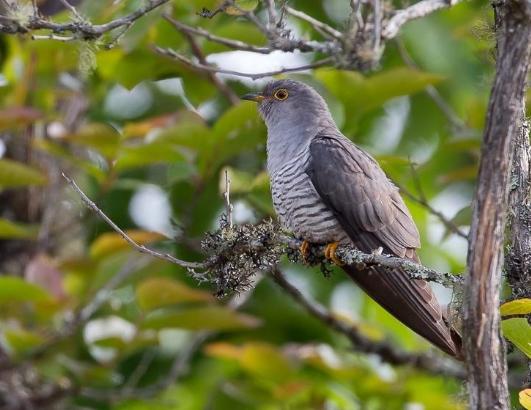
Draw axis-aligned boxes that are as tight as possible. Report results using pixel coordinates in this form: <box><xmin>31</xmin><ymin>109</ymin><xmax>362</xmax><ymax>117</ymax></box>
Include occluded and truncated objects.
<box><xmin>143</xmin><ymin>306</ymin><xmax>261</xmax><ymax>330</ymax></box>
<box><xmin>0</xmin><ymin>218</ymin><xmax>38</xmax><ymax>239</ymax></box>
<box><xmin>500</xmin><ymin>299</ymin><xmax>531</xmax><ymax>316</ymax></box>
<box><xmin>90</xmin><ymin>230</ymin><xmax>165</xmax><ymax>260</ymax></box>
<box><xmin>64</xmin><ymin>123</ymin><xmax>121</xmax><ymax>158</ymax></box>
<box><xmin>225</xmin><ymin>0</ymin><xmax>258</xmax><ymax>15</ymax></box>
<box><xmin>520</xmin><ymin>389</ymin><xmax>531</xmax><ymax>410</ymax></box>
<box><xmin>4</xmin><ymin>329</ymin><xmax>44</xmax><ymax>354</ymax></box>
<box><xmin>501</xmin><ymin>318</ymin><xmax>531</xmax><ymax>358</ymax></box>
<box><xmin>115</xmin><ymin>142</ymin><xmax>185</xmax><ymax>171</ymax></box>
<box><xmin>136</xmin><ymin>277</ymin><xmax>214</xmax><ymax>311</ymax></box>
<box><xmin>0</xmin><ymin>159</ymin><xmax>47</xmax><ymax>188</ymax></box>
<box><xmin>0</xmin><ymin>276</ymin><xmax>51</xmax><ymax>303</ymax></box>
<box><xmin>205</xmin><ymin>342</ymin><xmax>295</xmax><ymax>381</ymax></box>
<box><xmin>316</xmin><ymin>67</ymin><xmax>444</xmax><ymax>131</ymax></box>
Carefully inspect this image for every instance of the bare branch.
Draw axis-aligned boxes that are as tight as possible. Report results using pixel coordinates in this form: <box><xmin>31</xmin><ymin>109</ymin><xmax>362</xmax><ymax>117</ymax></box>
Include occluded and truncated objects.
<box><xmin>382</xmin><ymin>0</ymin><xmax>463</xmax><ymax>40</ymax></box>
<box><xmin>179</xmin><ymin>28</ymin><xmax>240</xmax><ymax>105</ymax></box>
<box><xmin>223</xmin><ymin>169</ymin><xmax>233</xmax><ymax>228</ymax></box>
<box><xmin>396</xmin><ymin>38</ymin><xmax>468</xmax><ymax>132</ymax></box>
<box><xmin>8</xmin><ymin>0</ymin><xmax>171</xmax><ymax>40</ymax></box>
<box><xmin>58</xmin><ymin>0</ymin><xmax>83</xmax><ymax>21</ymax></box>
<box><xmin>62</xmin><ymin>172</ymin><xmax>204</xmax><ymax>271</ymax></box>
<box><xmin>163</xmin><ymin>14</ymin><xmax>273</xmax><ymax>54</ymax></box>
<box><xmin>271</xmin><ymin>266</ymin><xmax>464</xmax><ymax>377</ymax></box>
<box><xmin>154</xmin><ymin>46</ymin><xmax>334</xmax><ymax>80</ymax></box>
<box><xmin>264</xmin><ymin>0</ymin><xmax>278</xmax><ymax>28</ymax></box>
<box><xmin>284</xmin><ymin>6</ymin><xmax>342</xmax><ymax>39</ymax></box>
<box><xmin>399</xmin><ymin>185</ymin><xmax>468</xmax><ymax>240</ymax></box>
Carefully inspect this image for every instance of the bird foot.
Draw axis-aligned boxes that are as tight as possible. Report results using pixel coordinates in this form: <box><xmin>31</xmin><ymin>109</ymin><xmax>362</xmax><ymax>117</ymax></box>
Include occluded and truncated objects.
<box><xmin>324</xmin><ymin>242</ymin><xmax>344</xmax><ymax>266</ymax></box>
<box><xmin>299</xmin><ymin>240</ymin><xmax>311</xmax><ymax>264</ymax></box>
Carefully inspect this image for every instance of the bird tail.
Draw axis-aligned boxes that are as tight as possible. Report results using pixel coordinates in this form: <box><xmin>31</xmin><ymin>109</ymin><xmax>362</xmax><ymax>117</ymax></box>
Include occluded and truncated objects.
<box><xmin>342</xmin><ymin>263</ymin><xmax>462</xmax><ymax>359</ymax></box>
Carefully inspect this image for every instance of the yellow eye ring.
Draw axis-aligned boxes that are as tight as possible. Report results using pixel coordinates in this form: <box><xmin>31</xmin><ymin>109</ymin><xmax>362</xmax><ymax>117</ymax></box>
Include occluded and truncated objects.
<box><xmin>273</xmin><ymin>88</ymin><xmax>289</xmax><ymax>101</ymax></box>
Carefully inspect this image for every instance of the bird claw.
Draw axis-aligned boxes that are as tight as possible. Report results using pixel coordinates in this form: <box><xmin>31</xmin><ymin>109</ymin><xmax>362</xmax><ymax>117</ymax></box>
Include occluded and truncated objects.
<box><xmin>299</xmin><ymin>240</ymin><xmax>311</xmax><ymax>264</ymax></box>
<box><xmin>324</xmin><ymin>242</ymin><xmax>344</xmax><ymax>266</ymax></box>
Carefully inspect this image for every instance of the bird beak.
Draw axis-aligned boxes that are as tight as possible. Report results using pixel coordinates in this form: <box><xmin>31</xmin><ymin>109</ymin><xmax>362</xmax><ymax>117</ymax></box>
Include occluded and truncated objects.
<box><xmin>241</xmin><ymin>92</ymin><xmax>265</xmax><ymax>103</ymax></box>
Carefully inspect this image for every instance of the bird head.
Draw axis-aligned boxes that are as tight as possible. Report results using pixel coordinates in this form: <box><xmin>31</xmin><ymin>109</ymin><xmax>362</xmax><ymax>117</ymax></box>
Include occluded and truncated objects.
<box><xmin>241</xmin><ymin>79</ymin><xmax>331</xmax><ymax>130</ymax></box>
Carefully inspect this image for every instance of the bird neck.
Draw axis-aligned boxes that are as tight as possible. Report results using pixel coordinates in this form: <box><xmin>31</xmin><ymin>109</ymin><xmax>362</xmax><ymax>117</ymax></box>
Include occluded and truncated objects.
<box><xmin>265</xmin><ymin>112</ymin><xmax>337</xmax><ymax>175</ymax></box>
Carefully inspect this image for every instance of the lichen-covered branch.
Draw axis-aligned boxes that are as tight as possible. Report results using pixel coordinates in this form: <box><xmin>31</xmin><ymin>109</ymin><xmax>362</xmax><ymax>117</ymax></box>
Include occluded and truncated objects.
<box><xmin>0</xmin><ymin>0</ymin><xmax>169</xmax><ymax>40</ymax></box>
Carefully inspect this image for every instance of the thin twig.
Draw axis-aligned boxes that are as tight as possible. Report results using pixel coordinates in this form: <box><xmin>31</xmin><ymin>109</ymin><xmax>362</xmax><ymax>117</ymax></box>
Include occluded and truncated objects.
<box><xmin>76</xmin><ymin>256</ymin><xmax>150</xmax><ymax>324</ymax></box>
<box><xmin>264</xmin><ymin>0</ymin><xmax>278</xmax><ymax>28</ymax></box>
<box><xmin>396</xmin><ymin>38</ymin><xmax>468</xmax><ymax>132</ymax></box>
<box><xmin>10</xmin><ymin>0</ymin><xmax>170</xmax><ymax>39</ymax></box>
<box><xmin>224</xmin><ymin>169</ymin><xmax>233</xmax><ymax>228</ymax></box>
<box><xmin>284</xmin><ymin>6</ymin><xmax>342</xmax><ymax>39</ymax></box>
<box><xmin>371</xmin><ymin>0</ymin><xmax>382</xmax><ymax>54</ymax></box>
<box><xmin>398</xmin><ymin>184</ymin><xmax>468</xmax><ymax>239</ymax></box>
<box><xmin>62</xmin><ymin>172</ymin><xmax>204</xmax><ymax>270</ymax></box>
<box><xmin>154</xmin><ymin>46</ymin><xmax>333</xmax><ymax>80</ymax></box>
<box><xmin>382</xmin><ymin>0</ymin><xmax>463</xmax><ymax>40</ymax></box>
<box><xmin>58</xmin><ymin>0</ymin><xmax>83</xmax><ymax>20</ymax></box>
<box><xmin>270</xmin><ymin>266</ymin><xmax>464</xmax><ymax>378</ymax></box>
<box><xmin>180</xmin><ymin>29</ymin><xmax>240</xmax><ymax>105</ymax></box>
<box><xmin>163</xmin><ymin>14</ymin><xmax>273</xmax><ymax>54</ymax></box>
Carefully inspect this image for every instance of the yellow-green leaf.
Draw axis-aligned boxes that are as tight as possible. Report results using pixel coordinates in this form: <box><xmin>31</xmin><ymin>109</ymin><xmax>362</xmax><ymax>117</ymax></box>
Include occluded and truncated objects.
<box><xmin>64</xmin><ymin>123</ymin><xmax>121</xmax><ymax>158</ymax></box>
<box><xmin>0</xmin><ymin>218</ymin><xmax>38</xmax><ymax>239</ymax></box>
<box><xmin>205</xmin><ymin>342</ymin><xmax>294</xmax><ymax>381</ymax></box>
<box><xmin>136</xmin><ymin>277</ymin><xmax>213</xmax><ymax>311</ymax></box>
<box><xmin>500</xmin><ymin>298</ymin><xmax>531</xmax><ymax>316</ymax></box>
<box><xmin>520</xmin><ymin>389</ymin><xmax>531</xmax><ymax>410</ymax></box>
<box><xmin>115</xmin><ymin>142</ymin><xmax>185</xmax><ymax>172</ymax></box>
<box><xmin>4</xmin><ymin>329</ymin><xmax>44</xmax><ymax>354</ymax></box>
<box><xmin>501</xmin><ymin>318</ymin><xmax>531</xmax><ymax>358</ymax></box>
<box><xmin>0</xmin><ymin>276</ymin><xmax>51</xmax><ymax>303</ymax></box>
<box><xmin>225</xmin><ymin>0</ymin><xmax>258</xmax><ymax>15</ymax></box>
<box><xmin>143</xmin><ymin>306</ymin><xmax>261</xmax><ymax>331</ymax></box>
<box><xmin>0</xmin><ymin>159</ymin><xmax>47</xmax><ymax>188</ymax></box>
<box><xmin>90</xmin><ymin>230</ymin><xmax>165</xmax><ymax>260</ymax></box>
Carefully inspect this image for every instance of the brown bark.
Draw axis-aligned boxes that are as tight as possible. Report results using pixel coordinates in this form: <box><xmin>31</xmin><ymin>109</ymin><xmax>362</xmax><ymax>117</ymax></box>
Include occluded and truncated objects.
<box><xmin>506</xmin><ymin>120</ymin><xmax>531</xmax><ymax>299</ymax></box>
<box><xmin>463</xmin><ymin>0</ymin><xmax>531</xmax><ymax>409</ymax></box>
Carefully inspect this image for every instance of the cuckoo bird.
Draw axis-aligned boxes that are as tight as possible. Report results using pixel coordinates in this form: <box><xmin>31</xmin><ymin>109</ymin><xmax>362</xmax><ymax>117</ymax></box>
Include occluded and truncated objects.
<box><xmin>242</xmin><ymin>79</ymin><xmax>462</xmax><ymax>358</ymax></box>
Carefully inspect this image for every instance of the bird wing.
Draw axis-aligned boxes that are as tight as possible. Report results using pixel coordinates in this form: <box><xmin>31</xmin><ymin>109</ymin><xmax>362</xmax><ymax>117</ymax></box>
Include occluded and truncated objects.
<box><xmin>306</xmin><ymin>134</ymin><xmax>460</xmax><ymax>357</ymax></box>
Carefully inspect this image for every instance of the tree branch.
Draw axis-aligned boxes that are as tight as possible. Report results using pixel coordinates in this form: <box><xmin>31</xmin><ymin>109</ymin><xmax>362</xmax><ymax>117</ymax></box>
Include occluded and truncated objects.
<box><xmin>382</xmin><ymin>0</ymin><xmax>462</xmax><ymax>40</ymax></box>
<box><xmin>162</xmin><ymin>14</ymin><xmax>274</xmax><ymax>54</ymax></box>
<box><xmin>270</xmin><ymin>266</ymin><xmax>464</xmax><ymax>378</ymax></box>
<box><xmin>62</xmin><ymin>173</ymin><xmax>204</xmax><ymax>271</ymax></box>
<box><xmin>462</xmin><ymin>0</ymin><xmax>531</xmax><ymax>408</ymax></box>
<box><xmin>179</xmin><ymin>28</ymin><xmax>240</xmax><ymax>105</ymax></box>
<box><xmin>154</xmin><ymin>46</ymin><xmax>334</xmax><ymax>80</ymax></box>
<box><xmin>3</xmin><ymin>0</ymin><xmax>170</xmax><ymax>40</ymax></box>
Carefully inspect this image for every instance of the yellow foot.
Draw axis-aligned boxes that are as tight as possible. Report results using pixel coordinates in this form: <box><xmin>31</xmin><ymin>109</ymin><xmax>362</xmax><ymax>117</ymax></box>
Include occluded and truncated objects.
<box><xmin>324</xmin><ymin>242</ymin><xmax>344</xmax><ymax>266</ymax></box>
<box><xmin>299</xmin><ymin>240</ymin><xmax>310</xmax><ymax>264</ymax></box>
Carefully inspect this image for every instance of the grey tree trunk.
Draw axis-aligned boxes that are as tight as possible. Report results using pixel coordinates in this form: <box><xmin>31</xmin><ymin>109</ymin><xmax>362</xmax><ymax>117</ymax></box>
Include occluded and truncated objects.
<box><xmin>463</xmin><ymin>0</ymin><xmax>531</xmax><ymax>409</ymax></box>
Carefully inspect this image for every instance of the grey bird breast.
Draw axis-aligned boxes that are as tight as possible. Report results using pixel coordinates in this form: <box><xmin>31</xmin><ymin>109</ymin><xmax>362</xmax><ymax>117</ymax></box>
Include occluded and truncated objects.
<box><xmin>269</xmin><ymin>146</ymin><xmax>348</xmax><ymax>244</ymax></box>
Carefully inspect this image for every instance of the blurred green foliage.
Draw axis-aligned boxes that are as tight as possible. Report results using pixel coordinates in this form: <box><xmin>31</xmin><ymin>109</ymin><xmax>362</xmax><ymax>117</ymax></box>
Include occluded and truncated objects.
<box><xmin>0</xmin><ymin>0</ymin><xmax>528</xmax><ymax>409</ymax></box>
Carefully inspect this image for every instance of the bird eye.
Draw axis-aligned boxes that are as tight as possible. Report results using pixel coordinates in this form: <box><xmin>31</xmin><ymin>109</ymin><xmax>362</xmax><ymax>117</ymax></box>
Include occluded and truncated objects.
<box><xmin>273</xmin><ymin>88</ymin><xmax>289</xmax><ymax>101</ymax></box>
